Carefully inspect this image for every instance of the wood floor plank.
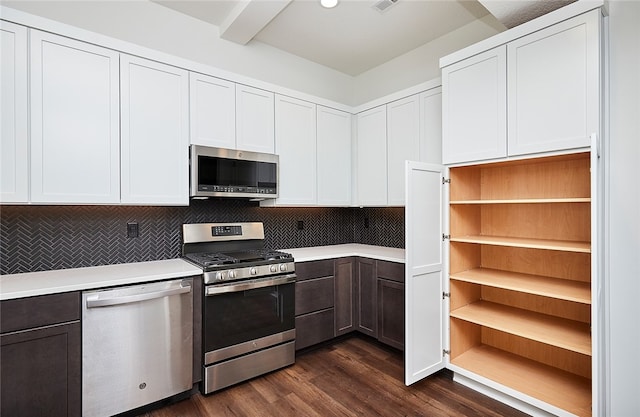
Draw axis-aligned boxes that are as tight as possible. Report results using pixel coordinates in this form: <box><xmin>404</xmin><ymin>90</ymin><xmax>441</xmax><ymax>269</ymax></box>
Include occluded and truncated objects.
<box><xmin>141</xmin><ymin>335</ymin><xmax>529</xmax><ymax>417</ymax></box>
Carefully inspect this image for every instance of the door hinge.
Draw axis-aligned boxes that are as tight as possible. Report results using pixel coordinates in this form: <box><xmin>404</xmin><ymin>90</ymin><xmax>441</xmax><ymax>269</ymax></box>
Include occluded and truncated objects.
<box><xmin>442</xmin><ymin>178</ymin><xmax>451</xmax><ymax>184</ymax></box>
<box><xmin>442</xmin><ymin>234</ymin><xmax>450</xmax><ymax>241</ymax></box>
<box><xmin>442</xmin><ymin>292</ymin><xmax>450</xmax><ymax>299</ymax></box>
<box><xmin>443</xmin><ymin>349</ymin><xmax>450</xmax><ymax>357</ymax></box>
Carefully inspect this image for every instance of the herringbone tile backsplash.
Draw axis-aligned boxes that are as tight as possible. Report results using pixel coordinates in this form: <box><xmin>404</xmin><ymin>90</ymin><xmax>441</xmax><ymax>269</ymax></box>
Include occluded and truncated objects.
<box><xmin>0</xmin><ymin>200</ymin><xmax>404</xmax><ymax>275</ymax></box>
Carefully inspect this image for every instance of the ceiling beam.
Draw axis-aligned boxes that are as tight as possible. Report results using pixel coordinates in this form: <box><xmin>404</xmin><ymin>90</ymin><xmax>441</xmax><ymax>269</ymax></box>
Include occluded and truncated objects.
<box><xmin>219</xmin><ymin>0</ymin><xmax>292</xmax><ymax>45</ymax></box>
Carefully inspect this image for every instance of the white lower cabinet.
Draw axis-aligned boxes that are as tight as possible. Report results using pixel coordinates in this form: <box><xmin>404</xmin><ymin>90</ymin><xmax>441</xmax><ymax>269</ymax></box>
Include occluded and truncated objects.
<box><xmin>29</xmin><ymin>30</ymin><xmax>120</xmax><ymax>204</ymax></box>
<box><xmin>405</xmin><ymin>149</ymin><xmax>602</xmax><ymax>417</ymax></box>
<box><xmin>120</xmin><ymin>55</ymin><xmax>189</xmax><ymax>205</ymax></box>
<box><xmin>0</xmin><ymin>21</ymin><xmax>28</xmax><ymax>203</ymax></box>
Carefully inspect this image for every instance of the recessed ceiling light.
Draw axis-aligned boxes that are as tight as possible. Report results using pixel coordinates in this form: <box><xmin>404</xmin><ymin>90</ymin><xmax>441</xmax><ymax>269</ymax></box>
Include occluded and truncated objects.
<box><xmin>320</xmin><ymin>0</ymin><xmax>338</xmax><ymax>9</ymax></box>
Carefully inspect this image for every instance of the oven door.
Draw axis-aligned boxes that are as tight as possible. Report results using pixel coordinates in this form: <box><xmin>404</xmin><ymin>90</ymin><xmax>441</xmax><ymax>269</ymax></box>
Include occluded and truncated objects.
<box><xmin>203</xmin><ymin>273</ymin><xmax>295</xmax><ymax>365</ymax></box>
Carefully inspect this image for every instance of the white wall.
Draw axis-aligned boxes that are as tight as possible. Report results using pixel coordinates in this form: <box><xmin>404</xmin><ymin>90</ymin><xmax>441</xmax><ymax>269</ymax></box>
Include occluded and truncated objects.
<box><xmin>606</xmin><ymin>0</ymin><xmax>640</xmax><ymax>415</ymax></box>
<box><xmin>1</xmin><ymin>0</ymin><xmax>355</xmax><ymax>105</ymax></box>
<box><xmin>353</xmin><ymin>14</ymin><xmax>504</xmax><ymax>105</ymax></box>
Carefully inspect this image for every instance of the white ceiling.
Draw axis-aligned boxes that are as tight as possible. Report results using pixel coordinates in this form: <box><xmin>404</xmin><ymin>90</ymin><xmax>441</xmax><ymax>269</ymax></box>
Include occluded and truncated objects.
<box><xmin>153</xmin><ymin>0</ymin><xmax>501</xmax><ymax>76</ymax></box>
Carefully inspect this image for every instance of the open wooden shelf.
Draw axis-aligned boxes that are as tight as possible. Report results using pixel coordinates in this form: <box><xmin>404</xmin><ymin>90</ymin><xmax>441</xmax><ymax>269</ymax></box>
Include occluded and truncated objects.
<box><xmin>450</xmin><ymin>301</ymin><xmax>592</xmax><ymax>356</ymax></box>
<box><xmin>450</xmin><ymin>235</ymin><xmax>591</xmax><ymax>253</ymax></box>
<box><xmin>451</xmin><ymin>345</ymin><xmax>592</xmax><ymax>417</ymax></box>
<box><xmin>450</xmin><ymin>268</ymin><xmax>591</xmax><ymax>304</ymax></box>
<box><xmin>450</xmin><ymin>197</ymin><xmax>591</xmax><ymax>204</ymax></box>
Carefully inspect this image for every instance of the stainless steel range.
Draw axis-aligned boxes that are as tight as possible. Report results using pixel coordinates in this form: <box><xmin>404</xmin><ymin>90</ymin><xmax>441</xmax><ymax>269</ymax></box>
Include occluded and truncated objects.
<box><xmin>182</xmin><ymin>222</ymin><xmax>295</xmax><ymax>394</ymax></box>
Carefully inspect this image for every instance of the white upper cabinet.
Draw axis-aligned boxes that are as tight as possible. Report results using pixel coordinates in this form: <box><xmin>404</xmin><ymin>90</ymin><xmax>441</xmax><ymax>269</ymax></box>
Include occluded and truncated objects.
<box><xmin>272</xmin><ymin>94</ymin><xmax>317</xmax><ymax>206</ymax></box>
<box><xmin>236</xmin><ymin>84</ymin><xmax>275</xmax><ymax>154</ymax></box>
<box><xmin>120</xmin><ymin>55</ymin><xmax>189</xmax><ymax>205</ymax></box>
<box><xmin>0</xmin><ymin>22</ymin><xmax>28</xmax><ymax>203</ymax></box>
<box><xmin>30</xmin><ymin>30</ymin><xmax>120</xmax><ymax>204</ymax></box>
<box><xmin>387</xmin><ymin>95</ymin><xmax>420</xmax><ymax>206</ymax></box>
<box><xmin>507</xmin><ymin>10</ymin><xmax>601</xmax><ymax>156</ymax></box>
<box><xmin>189</xmin><ymin>72</ymin><xmax>236</xmax><ymax>149</ymax></box>
<box><xmin>356</xmin><ymin>105</ymin><xmax>387</xmax><ymax>206</ymax></box>
<box><xmin>317</xmin><ymin>106</ymin><xmax>352</xmax><ymax>206</ymax></box>
<box><xmin>419</xmin><ymin>87</ymin><xmax>442</xmax><ymax>164</ymax></box>
<box><xmin>442</xmin><ymin>46</ymin><xmax>507</xmax><ymax>165</ymax></box>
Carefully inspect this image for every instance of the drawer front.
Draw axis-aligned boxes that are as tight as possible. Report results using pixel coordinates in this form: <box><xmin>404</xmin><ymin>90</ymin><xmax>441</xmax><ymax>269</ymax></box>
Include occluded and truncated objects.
<box><xmin>376</xmin><ymin>260</ymin><xmax>405</xmax><ymax>283</ymax></box>
<box><xmin>1</xmin><ymin>292</ymin><xmax>80</xmax><ymax>333</ymax></box>
<box><xmin>295</xmin><ymin>276</ymin><xmax>334</xmax><ymax>316</ymax></box>
<box><xmin>295</xmin><ymin>308</ymin><xmax>335</xmax><ymax>350</ymax></box>
<box><xmin>295</xmin><ymin>259</ymin><xmax>334</xmax><ymax>281</ymax></box>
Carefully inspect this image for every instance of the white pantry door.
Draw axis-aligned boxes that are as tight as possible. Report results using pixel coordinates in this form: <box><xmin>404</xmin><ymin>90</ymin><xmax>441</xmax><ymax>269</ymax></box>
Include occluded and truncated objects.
<box><xmin>404</xmin><ymin>160</ymin><xmax>447</xmax><ymax>385</ymax></box>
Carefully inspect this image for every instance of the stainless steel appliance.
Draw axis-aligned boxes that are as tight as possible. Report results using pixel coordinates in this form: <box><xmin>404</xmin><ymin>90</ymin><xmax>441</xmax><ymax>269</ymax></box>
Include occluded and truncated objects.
<box><xmin>82</xmin><ymin>278</ymin><xmax>193</xmax><ymax>417</ymax></box>
<box><xmin>181</xmin><ymin>222</ymin><xmax>295</xmax><ymax>394</ymax></box>
<box><xmin>190</xmin><ymin>145</ymin><xmax>278</xmax><ymax>199</ymax></box>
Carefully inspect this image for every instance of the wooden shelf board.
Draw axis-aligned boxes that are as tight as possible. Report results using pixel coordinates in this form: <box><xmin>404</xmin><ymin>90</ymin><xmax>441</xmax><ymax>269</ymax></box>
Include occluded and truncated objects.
<box><xmin>450</xmin><ymin>198</ymin><xmax>591</xmax><ymax>204</ymax></box>
<box><xmin>450</xmin><ymin>301</ymin><xmax>592</xmax><ymax>356</ymax></box>
<box><xmin>451</xmin><ymin>268</ymin><xmax>591</xmax><ymax>304</ymax></box>
<box><xmin>451</xmin><ymin>345</ymin><xmax>591</xmax><ymax>417</ymax></box>
<box><xmin>450</xmin><ymin>235</ymin><xmax>591</xmax><ymax>253</ymax></box>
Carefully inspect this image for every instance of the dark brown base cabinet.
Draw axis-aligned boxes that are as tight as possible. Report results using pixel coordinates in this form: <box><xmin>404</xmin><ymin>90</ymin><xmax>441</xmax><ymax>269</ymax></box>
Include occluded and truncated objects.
<box><xmin>0</xmin><ymin>292</ymin><xmax>81</xmax><ymax>417</ymax></box>
<box><xmin>295</xmin><ymin>257</ymin><xmax>405</xmax><ymax>352</ymax></box>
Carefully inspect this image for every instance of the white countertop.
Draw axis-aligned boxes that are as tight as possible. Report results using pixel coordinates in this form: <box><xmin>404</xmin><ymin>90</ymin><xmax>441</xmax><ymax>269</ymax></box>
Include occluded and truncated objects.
<box><xmin>0</xmin><ymin>259</ymin><xmax>203</xmax><ymax>301</ymax></box>
<box><xmin>281</xmin><ymin>244</ymin><xmax>405</xmax><ymax>264</ymax></box>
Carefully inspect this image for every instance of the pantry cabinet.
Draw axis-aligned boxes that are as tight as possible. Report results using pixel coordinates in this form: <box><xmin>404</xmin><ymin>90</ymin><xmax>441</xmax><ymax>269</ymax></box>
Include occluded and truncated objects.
<box><xmin>507</xmin><ymin>11</ymin><xmax>601</xmax><ymax>156</ymax></box>
<box><xmin>235</xmin><ymin>85</ymin><xmax>275</xmax><ymax>154</ymax></box>
<box><xmin>0</xmin><ymin>21</ymin><xmax>28</xmax><ymax>203</ymax></box>
<box><xmin>441</xmin><ymin>46</ymin><xmax>506</xmax><ymax>165</ymax></box>
<box><xmin>30</xmin><ymin>30</ymin><xmax>120</xmax><ymax>204</ymax></box>
<box><xmin>120</xmin><ymin>55</ymin><xmax>189</xmax><ymax>205</ymax></box>
<box><xmin>189</xmin><ymin>72</ymin><xmax>236</xmax><ymax>149</ymax></box>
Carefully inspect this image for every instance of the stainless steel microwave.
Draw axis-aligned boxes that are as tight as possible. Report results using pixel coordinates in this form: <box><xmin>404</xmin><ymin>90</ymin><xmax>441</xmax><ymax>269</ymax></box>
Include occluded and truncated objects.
<box><xmin>190</xmin><ymin>145</ymin><xmax>278</xmax><ymax>199</ymax></box>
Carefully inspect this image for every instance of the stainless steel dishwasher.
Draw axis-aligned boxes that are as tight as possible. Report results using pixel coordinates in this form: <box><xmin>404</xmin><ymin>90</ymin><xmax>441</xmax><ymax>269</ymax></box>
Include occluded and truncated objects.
<box><xmin>82</xmin><ymin>278</ymin><xmax>193</xmax><ymax>417</ymax></box>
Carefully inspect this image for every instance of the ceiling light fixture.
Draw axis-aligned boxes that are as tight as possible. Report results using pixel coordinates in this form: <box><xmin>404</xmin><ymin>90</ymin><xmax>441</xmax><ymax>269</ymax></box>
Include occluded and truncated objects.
<box><xmin>320</xmin><ymin>0</ymin><xmax>338</xmax><ymax>9</ymax></box>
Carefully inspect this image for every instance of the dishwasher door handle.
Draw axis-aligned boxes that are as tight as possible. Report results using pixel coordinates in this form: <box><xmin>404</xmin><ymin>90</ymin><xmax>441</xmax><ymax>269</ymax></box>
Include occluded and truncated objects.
<box><xmin>86</xmin><ymin>281</ymin><xmax>192</xmax><ymax>308</ymax></box>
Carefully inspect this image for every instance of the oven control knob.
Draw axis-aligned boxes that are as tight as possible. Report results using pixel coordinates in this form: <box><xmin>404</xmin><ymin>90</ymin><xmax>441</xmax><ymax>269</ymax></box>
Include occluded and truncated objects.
<box><xmin>279</xmin><ymin>264</ymin><xmax>287</xmax><ymax>272</ymax></box>
<box><xmin>228</xmin><ymin>270</ymin><xmax>236</xmax><ymax>279</ymax></box>
<box><xmin>215</xmin><ymin>271</ymin><xmax>224</xmax><ymax>281</ymax></box>
<box><xmin>270</xmin><ymin>265</ymin><xmax>277</xmax><ymax>273</ymax></box>
<box><xmin>250</xmin><ymin>267</ymin><xmax>257</xmax><ymax>275</ymax></box>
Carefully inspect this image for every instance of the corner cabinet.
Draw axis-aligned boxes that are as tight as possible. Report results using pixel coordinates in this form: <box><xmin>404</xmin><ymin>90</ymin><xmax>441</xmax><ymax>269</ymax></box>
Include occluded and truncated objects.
<box><xmin>405</xmin><ymin>149</ymin><xmax>602</xmax><ymax>416</ymax></box>
<box><xmin>0</xmin><ymin>21</ymin><xmax>28</xmax><ymax>203</ymax></box>
<box><xmin>120</xmin><ymin>54</ymin><xmax>189</xmax><ymax>205</ymax></box>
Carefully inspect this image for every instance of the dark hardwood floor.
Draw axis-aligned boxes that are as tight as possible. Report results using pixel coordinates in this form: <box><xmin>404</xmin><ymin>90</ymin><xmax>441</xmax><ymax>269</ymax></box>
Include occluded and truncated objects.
<box><xmin>141</xmin><ymin>335</ymin><xmax>529</xmax><ymax>417</ymax></box>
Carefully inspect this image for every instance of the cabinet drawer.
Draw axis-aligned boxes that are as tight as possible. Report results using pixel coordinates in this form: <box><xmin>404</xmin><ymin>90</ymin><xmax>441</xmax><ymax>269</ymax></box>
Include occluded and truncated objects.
<box><xmin>295</xmin><ymin>276</ymin><xmax>334</xmax><ymax>316</ymax></box>
<box><xmin>376</xmin><ymin>260</ymin><xmax>405</xmax><ymax>283</ymax></box>
<box><xmin>1</xmin><ymin>292</ymin><xmax>80</xmax><ymax>333</ymax></box>
<box><xmin>295</xmin><ymin>260</ymin><xmax>334</xmax><ymax>281</ymax></box>
<box><xmin>295</xmin><ymin>308</ymin><xmax>334</xmax><ymax>350</ymax></box>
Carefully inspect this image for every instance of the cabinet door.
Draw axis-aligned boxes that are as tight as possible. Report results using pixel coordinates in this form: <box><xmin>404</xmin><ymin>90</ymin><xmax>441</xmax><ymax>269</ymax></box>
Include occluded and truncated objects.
<box><xmin>356</xmin><ymin>106</ymin><xmax>387</xmax><ymax>206</ymax></box>
<box><xmin>419</xmin><ymin>87</ymin><xmax>442</xmax><ymax>165</ymax></box>
<box><xmin>335</xmin><ymin>257</ymin><xmax>356</xmax><ymax>336</ymax></box>
<box><xmin>1</xmin><ymin>322</ymin><xmax>81</xmax><ymax>417</ymax></box>
<box><xmin>404</xmin><ymin>161</ymin><xmax>446</xmax><ymax>385</ymax></box>
<box><xmin>30</xmin><ymin>30</ymin><xmax>120</xmax><ymax>204</ymax></box>
<box><xmin>356</xmin><ymin>257</ymin><xmax>377</xmax><ymax>337</ymax></box>
<box><xmin>120</xmin><ymin>55</ymin><xmax>189</xmax><ymax>205</ymax></box>
<box><xmin>189</xmin><ymin>72</ymin><xmax>235</xmax><ymax>148</ymax></box>
<box><xmin>507</xmin><ymin>10</ymin><xmax>600</xmax><ymax>156</ymax></box>
<box><xmin>442</xmin><ymin>46</ymin><xmax>507</xmax><ymax>165</ymax></box>
<box><xmin>377</xmin><ymin>279</ymin><xmax>405</xmax><ymax>350</ymax></box>
<box><xmin>317</xmin><ymin>106</ymin><xmax>352</xmax><ymax>206</ymax></box>
<box><xmin>387</xmin><ymin>95</ymin><xmax>420</xmax><ymax>206</ymax></box>
<box><xmin>274</xmin><ymin>94</ymin><xmax>317</xmax><ymax>205</ymax></box>
<box><xmin>0</xmin><ymin>22</ymin><xmax>28</xmax><ymax>203</ymax></box>
<box><xmin>236</xmin><ymin>85</ymin><xmax>275</xmax><ymax>153</ymax></box>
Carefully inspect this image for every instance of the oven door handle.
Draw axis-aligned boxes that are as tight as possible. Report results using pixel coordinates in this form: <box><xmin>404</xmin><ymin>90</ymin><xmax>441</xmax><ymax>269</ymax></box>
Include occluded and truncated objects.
<box><xmin>205</xmin><ymin>274</ymin><xmax>296</xmax><ymax>296</ymax></box>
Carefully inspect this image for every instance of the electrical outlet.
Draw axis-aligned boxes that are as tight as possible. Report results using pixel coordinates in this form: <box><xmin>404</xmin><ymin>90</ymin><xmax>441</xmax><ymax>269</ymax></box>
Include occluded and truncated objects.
<box><xmin>297</xmin><ymin>220</ymin><xmax>304</xmax><ymax>230</ymax></box>
<box><xmin>127</xmin><ymin>222</ymin><xmax>139</xmax><ymax>238</ymax></box>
